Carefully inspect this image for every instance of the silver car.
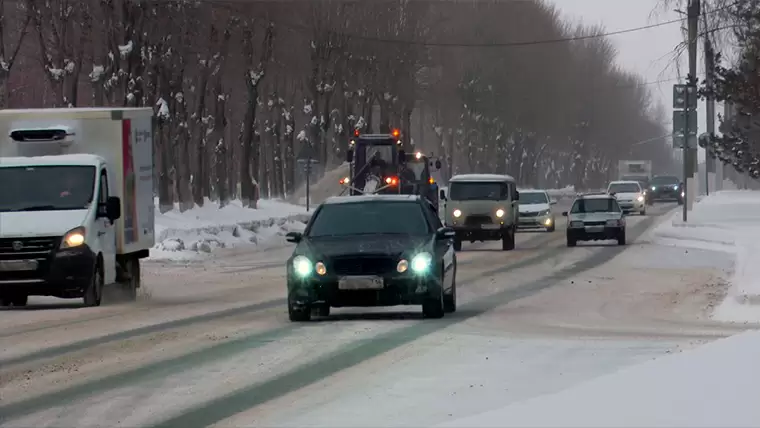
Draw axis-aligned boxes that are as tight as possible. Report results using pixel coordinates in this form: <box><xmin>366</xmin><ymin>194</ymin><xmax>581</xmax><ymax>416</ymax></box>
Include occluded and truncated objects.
<box><xmin>562</xmin><ymin>193</ymin><xmax>627</xmax><ymax>247</ymax></box>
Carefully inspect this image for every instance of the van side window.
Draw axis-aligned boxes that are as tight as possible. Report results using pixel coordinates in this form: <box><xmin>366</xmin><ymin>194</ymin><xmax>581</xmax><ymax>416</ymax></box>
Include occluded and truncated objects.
<box><xmin>501</xmin><ymin>183</ymin><xmax>511</xmax><ymax>199</ymax></box>
<box><xmin>99</xmin><ymin>170</ymin><xmax>109</xmax><ymax>204</ymax></box>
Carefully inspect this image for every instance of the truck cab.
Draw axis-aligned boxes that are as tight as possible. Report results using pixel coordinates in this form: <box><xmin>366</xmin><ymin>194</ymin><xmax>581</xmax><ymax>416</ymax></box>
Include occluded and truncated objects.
<box><xmin>0</xmin><ymin>108</ymin><xmax>154</xmax><ymax>308</ymax></box>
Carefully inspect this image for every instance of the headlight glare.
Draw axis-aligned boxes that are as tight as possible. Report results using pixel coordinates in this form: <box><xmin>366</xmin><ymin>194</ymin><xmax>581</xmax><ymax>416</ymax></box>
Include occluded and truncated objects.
<box><xmin>61</xmin><ymin>227</ymin><xmax>86</xmax><ymax>249</ymax></box>
<box><xmin>292</xmin><ymin>256</ymin><xmax>312</xmax><ymax>277</ymax></box>
<box><xmin>495</xmin><ymin>209</ymin><xmax>505</xmax><ymax>218</ymax></box>
<box><xmin>453</xmin><ymin>209</ymin><xmax>462</xmax><ymax>218</ymax></box>
<box><xmin>637</xmin><ymin>195</ymin><xmax>644</xmax><ymax>202</ymax></box>
<box><xmin>410</xmin><ymin>252</ymin><xmax>433</xmax><ymax>273</ymax></box>
<box><xmin>397</xmin><ymin>259</ymin><xmax>409</xmax><ymax>273</ymax></box>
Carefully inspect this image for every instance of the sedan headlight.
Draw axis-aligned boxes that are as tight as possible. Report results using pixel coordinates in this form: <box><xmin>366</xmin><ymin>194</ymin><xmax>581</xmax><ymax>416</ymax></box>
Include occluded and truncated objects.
<box><xmin>539</xmin><ymin>209</ymin><xmax>551</xmax><ymax>216</ymax></box>
<box><xmin>495</xmin><ymin>209</ymin><xmax>505</xmax><ymax>218</ymax></box>
<box><xmin>410</xmin><ymin>252</ymin><xmax>433</xmax><ymax>273</ymax></box>
<box><xmin>651</xmin><ymin>186</ymin><xmax>656</xmax><ymax>191</ymax></box>
<box><xmin>606</xmin><ymin>219</ymin><xmax>620</xmax><ymax>226</ymax></box>
<box><xmin>397</xmin><ymin>259</ymin><xmax>409</xmax><ymax>273</ymax></box>
<box><xmin>61</xmin><ymin>227</ymin><xmax>86</xmax><ymax>249</ymax></box>
<box><xmin>292</xmin><ymin>256</ymin><xmax>312</xmax><ymax>277</ymax></box>
<box><xmin>569</xmin><ymin>221</ymin><xmax>584</xmax><ymax>228</ymax></box>
<box><xmin>453</xmin><ymin>209</ymin><xmax>462</xmax><ymax>218</ymax></box>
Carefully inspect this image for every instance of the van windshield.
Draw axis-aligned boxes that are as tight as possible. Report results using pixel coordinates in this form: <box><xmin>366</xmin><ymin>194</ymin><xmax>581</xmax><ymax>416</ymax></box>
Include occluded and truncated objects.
<box><xmin>449</xmin><ymin>182</ymin><xmax>507</xmax><ymax>201</ymax></box>
<box><xmin>0</xmin><ymin>165</ymin><xmax>97</xmax><ymax>212</ymax></box>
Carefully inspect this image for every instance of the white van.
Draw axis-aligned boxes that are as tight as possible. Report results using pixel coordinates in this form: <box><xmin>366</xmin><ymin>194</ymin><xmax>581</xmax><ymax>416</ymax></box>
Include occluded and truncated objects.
<box><xmin>441</xmin><ymin>174</ymin><xmax>519</xmax><ymax>251</ymax></box>
<box><xmin>0</xmin><ymin>108</ymin><xmax>155</xmax><ymax>307</ymax></box>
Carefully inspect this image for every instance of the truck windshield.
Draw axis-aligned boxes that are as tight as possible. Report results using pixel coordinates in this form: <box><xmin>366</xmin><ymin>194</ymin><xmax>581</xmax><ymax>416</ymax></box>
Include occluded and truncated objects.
<box><xmin>449</xmin><ymin>182</ymin><xmax>507</xmax><ymax>201</ymax></box>
<box><xmin>0</xmin><ymin>165</ymin><xmax>97</xmax><ymax>212</ymax></box>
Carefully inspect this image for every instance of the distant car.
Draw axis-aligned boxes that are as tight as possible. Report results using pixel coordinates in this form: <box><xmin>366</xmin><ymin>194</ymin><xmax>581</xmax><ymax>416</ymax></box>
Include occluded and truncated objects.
<box><xmin>607</xmin><ymin>180</ymin><xmax>646</xmax><ymax>215</ymax></box>
<box><xmin>563</xmin><ymin>194</ymin><xmax>627</xmax><ymax>247</ymax></box>
<box><xmin>649</xmin><ymin>175</ymin><xmax>684</xmax><ymax>205</ymax></box>
<box><xmin>284</xmin><ymin>194</ymin><xmax>457</xmax><ymax>321</ymax></box>
<box><xmin>517</xmin><ymin>189</ymin><xmax>557</xmax><ymax>232</ymax></box>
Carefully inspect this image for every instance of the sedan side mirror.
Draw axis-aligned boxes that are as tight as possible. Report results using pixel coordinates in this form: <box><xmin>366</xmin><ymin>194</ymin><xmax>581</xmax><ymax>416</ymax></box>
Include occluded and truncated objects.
<box><xmin>561</xmin><ymin>211</ymin><xmax>568</xmax><ymax>217</ymax></box>
<box><xmin>285</xmin><ymin>232</ymin><xmax>302</xmax><ymax>243</ymax></box>
<box><xmin>436</xmin><ymin>226</ymin><xmax>456</xmax><ymax>240</ymax></box>
<box><xmin>550</xmin><ymin>199</ymin><xmax>557</xmax><ymax>205</ymax></box>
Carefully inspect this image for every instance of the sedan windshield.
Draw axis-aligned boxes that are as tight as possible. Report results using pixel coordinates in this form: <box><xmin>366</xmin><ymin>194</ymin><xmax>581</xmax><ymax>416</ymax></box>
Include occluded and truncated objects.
<box><xmin>307</xmin><ymin>201</ymin><xmax>430</xmax><ymax>237</ymax></box>
<box><xmin>608</xmin><ymin>183</ymin><xmax>640</xmax><ymax>194</ymax></box>
<box><xmin>571</xmin><ymin>198</ymin><xmax>621</xmax><ymax>213</ymax></box>
<box><xmin>0</xmin><ymin>165</ymin><xmax>96</xmax><ymax>212</ymax></box>
<box><xmin>519</xmin><ymin>191</ymin><xmax>549</xmax><ymax>204</ymax></box>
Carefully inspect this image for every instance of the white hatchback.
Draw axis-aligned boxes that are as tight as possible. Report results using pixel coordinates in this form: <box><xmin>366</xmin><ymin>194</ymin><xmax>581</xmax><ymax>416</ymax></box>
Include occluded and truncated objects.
<box><xmin>607</xmin><ymin>180</ymin><xmax>646</xmax><ymax>215</ymax></box>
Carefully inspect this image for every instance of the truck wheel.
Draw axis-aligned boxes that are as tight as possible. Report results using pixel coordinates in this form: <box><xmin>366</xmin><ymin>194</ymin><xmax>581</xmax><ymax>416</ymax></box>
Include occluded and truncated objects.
<box><xmin>502</xmin><ymin>228</ymin><xmax>515</xmax><ymax>251</ymax></box>
<box><xmin>122</xmin><ymin>258</ymin><xmax>139</xmax><ymax>301</ymax></box>
<box><xmin>83</xmin><ymin>263</ymin><xmax>103</xmax><ymax>307</ymax></box>
<box><xmin>453</xmin><ymin>238</ymin><xmax>462</xmax><ymax>252</ymax></box>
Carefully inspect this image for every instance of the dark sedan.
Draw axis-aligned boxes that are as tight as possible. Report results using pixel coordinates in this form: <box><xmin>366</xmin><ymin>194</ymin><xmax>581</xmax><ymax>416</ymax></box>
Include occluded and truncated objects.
<box><xmin>284</xmin><ymin>194</ymin><xmax>457</xmax><ymax>321</ymax></box>
<box><xmin>649</xmin><ymin>175</ymin><xmax>684</xmax><ymax>204</ymax></box>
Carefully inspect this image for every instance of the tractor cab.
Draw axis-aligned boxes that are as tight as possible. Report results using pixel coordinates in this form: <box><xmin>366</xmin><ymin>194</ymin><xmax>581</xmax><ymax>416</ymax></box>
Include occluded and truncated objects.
<box><xmin>342</xmin><ymin>129</ymin><xmax>405</xmax><ymax>196</ymax></box>
<box><xmin>400</xmin><ymin>151</ymin><xmax>443</xmax><ymax>210</ymax></box>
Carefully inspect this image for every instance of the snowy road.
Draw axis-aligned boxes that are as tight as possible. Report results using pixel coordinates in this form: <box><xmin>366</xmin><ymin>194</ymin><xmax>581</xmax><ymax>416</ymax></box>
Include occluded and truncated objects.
<box><xmin>0</xmin><ymin>202</ymin><xmax>743</xmax><ymax>427</ymax></box>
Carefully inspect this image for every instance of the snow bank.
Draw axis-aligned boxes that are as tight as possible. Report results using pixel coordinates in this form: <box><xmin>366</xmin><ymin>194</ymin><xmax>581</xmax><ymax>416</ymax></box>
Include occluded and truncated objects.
<box><xmin>290</xmin><ymin>162</ymin><xmax>350</xmax><ymax>206</ymax></box>
<box><xmin>651</xmin><ymin>190</ymin><xmax>760</xmax><ymax>323</ymax></box>
<box><xmin>152</xmin><ymin>198</ymin><xmax>310</xmax><ymax>260</ymax></box>
<box><xmin>441</xmin><ymin>329</ymin><xmax>760</xmax><ymax>428</ymax></box>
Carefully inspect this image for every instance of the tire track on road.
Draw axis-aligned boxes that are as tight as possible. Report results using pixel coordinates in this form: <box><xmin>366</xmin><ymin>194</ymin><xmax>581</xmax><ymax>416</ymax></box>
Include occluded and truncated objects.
<box><xmin>148</xmin><ymin>212</ymin><xmax>663</xmax><ymax>427</ymax></box>
<box><xmin>0</xmin><ymin>229</ymin><xmax>559</xmax><ymax>369</ymax></box>
<box><xmin>0</xmin><ymin>227</ymin><xmax>567</xmax><ymax>421</ymax></box>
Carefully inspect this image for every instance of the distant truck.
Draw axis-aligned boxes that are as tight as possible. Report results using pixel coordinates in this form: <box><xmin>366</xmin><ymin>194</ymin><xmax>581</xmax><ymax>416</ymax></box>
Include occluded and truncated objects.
<box><xmin>617</xmin><ymin>160</ymin><xmax>652</xmax><ymax>182</ymax></box>
<box><xmin>0</xmin><ymin>108</ymin><xmax>155</xmax><ymax>307</ymax></box>
<box><xmin>617</xmin><ymin>160</ymin><xmax>653</xmax><ymax>204</ymax></box>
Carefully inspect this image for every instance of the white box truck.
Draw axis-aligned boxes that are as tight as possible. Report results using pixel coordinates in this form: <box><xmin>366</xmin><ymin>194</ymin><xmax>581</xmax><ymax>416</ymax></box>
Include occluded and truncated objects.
<box><xmin>0</xmin><ymin>108</ymin><xmax>154</xmax><ymax>307</ymax></box>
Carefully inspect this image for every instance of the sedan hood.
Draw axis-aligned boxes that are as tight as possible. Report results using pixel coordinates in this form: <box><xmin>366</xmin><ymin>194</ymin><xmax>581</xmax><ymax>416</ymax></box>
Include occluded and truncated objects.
<box><xmin>301</xmin><ymin>234</ymin><xmax>430</xmax><ymax>258</ymax></box>
<box><xmin>519</xmin><ymin>203</ymin><xmax>550</xmax><ymax>213</ymax></box>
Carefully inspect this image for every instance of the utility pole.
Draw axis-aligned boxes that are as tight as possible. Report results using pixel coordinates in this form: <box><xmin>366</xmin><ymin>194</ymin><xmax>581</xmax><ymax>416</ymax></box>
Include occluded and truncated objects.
<box><xmin>687</xmin><ymin>0</ymin><xmax>700</xmax><ymax>209</ymax></box>
<box><xmin>704</xmin><ymin>23</ymin><xmax>719</xmax><ymax>193</ymax></box>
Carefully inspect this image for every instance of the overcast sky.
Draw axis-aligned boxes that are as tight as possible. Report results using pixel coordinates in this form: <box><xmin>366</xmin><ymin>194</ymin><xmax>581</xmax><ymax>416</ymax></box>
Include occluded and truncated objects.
<box><xmin>551</xmin><ymin>0</ymin><xmax>709</xmax><ymax>161</ymax></box>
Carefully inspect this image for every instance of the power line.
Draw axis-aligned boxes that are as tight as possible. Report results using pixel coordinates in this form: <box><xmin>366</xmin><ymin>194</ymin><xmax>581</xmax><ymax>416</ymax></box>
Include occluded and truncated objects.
<box><xmin>216</xmin><ymin>1</ymin><xmax>737</xmax><ymax>48</ymax></box>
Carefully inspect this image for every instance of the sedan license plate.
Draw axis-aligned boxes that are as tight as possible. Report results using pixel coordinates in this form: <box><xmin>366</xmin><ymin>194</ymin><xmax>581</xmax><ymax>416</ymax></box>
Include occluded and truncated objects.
<box><xmin>585</xmin><ymin>226</ymin><xmax>604</xmax><ymax>233</ymax></box>
<box><xmin>480</xmin><ymin>224</ymin><xmax>500</xmax><ymax>230</ymax></box>
<box><xmin>338</xmin><ymin>276</ymin><xmax>384</xmax><ymax>290</ymax></box>
<box><xmin>0</xmin><ymin>260</ymin><xmax>38</xmax><ymax>271</ymax></box>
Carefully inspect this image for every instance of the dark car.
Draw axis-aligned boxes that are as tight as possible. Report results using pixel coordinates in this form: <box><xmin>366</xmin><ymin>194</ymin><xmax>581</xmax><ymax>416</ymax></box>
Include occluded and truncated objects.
<box><xmin>649</xmin><ymin>175</ymin><xmax>684</xmax><ymax>204</ymax></box>
<box><xmin>284</xmin><ymin>194</ymin><xmax>457</xmax><ymax>322</ymax></box>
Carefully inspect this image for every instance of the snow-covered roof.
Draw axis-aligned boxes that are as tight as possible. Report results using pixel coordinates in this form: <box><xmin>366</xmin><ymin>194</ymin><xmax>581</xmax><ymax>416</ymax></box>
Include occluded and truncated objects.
<box><xmin>449</xmin><ymin>173</ymin><xmax>515</xmax><ymax>183</ymax></box>
<box><xmin>323</xmin><ymin>194</ymin><xmax>420</xmax><ymax>205</ymax></box>
<box><xmin>0</xmin><ymin>154</ymin><xmax>105</xmax><ymax>167</ymax></box>
<box><xmin>608</xmin><ymin>180</ymin><xmax>642</xmax><ymax>186</ymax></box>
<box><xmin>0</xmin><ymin>107</ymin><xmax>151</xmax><ymax>115</ymax></box>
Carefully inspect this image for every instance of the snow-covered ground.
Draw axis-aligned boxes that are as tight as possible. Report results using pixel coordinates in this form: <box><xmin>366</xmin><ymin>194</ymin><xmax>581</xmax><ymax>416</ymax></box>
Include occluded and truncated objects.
<box><xmin>442</xmin><ymin>328</ymin><xmax>760</xmax><ymax>427</ymax></box>
<box><xmin>152</xmin><ymin>198</ymin><xmax>310</xmax><ymax>260</ymax></box>
<box><xmin>650</xmin><ymin>190</ymin><xmax>760</xmax><ymax>323</ymax></box>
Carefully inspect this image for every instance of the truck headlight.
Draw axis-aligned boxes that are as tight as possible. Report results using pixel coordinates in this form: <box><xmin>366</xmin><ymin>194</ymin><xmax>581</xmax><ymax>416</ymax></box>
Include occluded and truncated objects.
<box><xmin>292</xmin><ymin>256</ymin><xmax>312</xmax><ymax>277</ymax></box>
<box><xmin>410</xmin><ymin>252</ymin><xmax>432</xmax><ymax>273</ymax></box>
<box><xmin>495</xmin><ymin>209</ymin><xmax>505</xmax><ymax>218</ymax></box>
<box><xmin>453</xmin><ymin>209</ymin><xmax>462</xmax><ymax>218</ymax></box>
<box><xmin>60</xmin><ymin>227</ymin><xmax>86</xmax><ymax>249</ymax></box>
